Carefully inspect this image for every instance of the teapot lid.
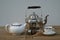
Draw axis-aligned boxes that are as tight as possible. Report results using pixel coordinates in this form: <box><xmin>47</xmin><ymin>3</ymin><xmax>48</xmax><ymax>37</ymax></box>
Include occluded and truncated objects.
<box><xmin>11</xmin><ymin>23</ymin><xmax>22</xmax><ymax>26</ymax></box>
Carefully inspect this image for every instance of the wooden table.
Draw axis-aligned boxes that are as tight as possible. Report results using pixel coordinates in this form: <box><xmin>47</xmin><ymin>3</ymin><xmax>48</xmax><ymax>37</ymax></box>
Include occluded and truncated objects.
<box><xmin>0</xmin><ymin>26</ymin><xmax>60</xmax><ymax>40</ymax></box>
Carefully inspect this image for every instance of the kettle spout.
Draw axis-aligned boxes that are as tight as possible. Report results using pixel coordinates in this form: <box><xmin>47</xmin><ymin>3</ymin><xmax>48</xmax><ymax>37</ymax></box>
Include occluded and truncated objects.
<box><xmin>43</xmin><ymin>15</ymin><xmax>49</xmax><ymax>25</ymax></box>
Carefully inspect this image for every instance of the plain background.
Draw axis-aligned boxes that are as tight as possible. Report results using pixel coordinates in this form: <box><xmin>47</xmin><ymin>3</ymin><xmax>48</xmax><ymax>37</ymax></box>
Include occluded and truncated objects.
<box><xmin>0</xmin><ymin>0</ymin><xmax>60</xmax><ymax>26</ymax></box>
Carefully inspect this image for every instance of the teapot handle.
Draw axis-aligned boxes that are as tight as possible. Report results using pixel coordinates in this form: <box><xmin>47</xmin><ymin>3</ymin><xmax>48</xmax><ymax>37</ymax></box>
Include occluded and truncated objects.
<box><xmin>5</xmin><ymin>24</ymin><xmax>9</xmax><ymax>32</ymax></box>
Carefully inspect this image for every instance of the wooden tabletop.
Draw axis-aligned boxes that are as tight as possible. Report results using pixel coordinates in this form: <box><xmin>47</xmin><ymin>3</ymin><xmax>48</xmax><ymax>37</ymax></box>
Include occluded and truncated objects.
<box><xmin>0</xmin><ymin>26</ymin><xmax>60</xmax><ymax>40</ymax></box>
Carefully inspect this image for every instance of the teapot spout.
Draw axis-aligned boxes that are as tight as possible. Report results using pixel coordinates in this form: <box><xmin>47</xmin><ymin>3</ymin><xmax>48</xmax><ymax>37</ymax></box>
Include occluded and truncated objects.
<box><xmin>43</xmin><ymin>15</ymin><xmax>49</xmax><ymax>25</ymax></box>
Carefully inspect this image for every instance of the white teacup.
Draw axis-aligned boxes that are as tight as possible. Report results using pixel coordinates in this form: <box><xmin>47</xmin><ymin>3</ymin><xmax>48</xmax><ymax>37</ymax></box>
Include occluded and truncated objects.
<box><xmin>43</xmin><ymin>25</ymin><xmax>56</xmax><ymax>35</ymax></box>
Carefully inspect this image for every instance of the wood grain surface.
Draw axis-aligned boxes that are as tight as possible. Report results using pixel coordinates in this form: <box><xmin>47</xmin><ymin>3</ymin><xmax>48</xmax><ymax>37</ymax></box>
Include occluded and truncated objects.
<box><xmin>0</xmin><ymin>26</ymin><xmax>60</xmax><ymax>40</ymax></box>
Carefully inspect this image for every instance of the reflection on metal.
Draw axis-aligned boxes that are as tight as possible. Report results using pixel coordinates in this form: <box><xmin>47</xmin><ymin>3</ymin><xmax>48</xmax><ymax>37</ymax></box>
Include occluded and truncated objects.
<box><xmin>25</xmin><ymin>12</ymin><xmax>49</xmax><ymax>35</ymax></box>
<box><xmin>25</xmin><ymin>12</ymin><xmax>42</xmax><ymax>23</ymax></box>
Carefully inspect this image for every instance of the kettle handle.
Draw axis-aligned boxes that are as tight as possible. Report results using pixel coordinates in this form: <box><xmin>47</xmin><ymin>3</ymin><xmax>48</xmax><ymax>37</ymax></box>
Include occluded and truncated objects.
<box><xmin>5</xmin><ymin>24</ymin><xmax>9</xmax><ymax>32</ymax></box>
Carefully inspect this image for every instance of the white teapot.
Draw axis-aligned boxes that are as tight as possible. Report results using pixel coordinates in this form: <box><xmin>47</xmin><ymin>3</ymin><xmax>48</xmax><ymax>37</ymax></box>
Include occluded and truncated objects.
<box><xmin>5</xmin><ymin>23</ymin><xmax>26</xmax><ymax>34</ymax></box>
<box><xmin>43</xmin><ymin>25</ymin><xmax>56</xmax><ymax>35</ymax></box>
